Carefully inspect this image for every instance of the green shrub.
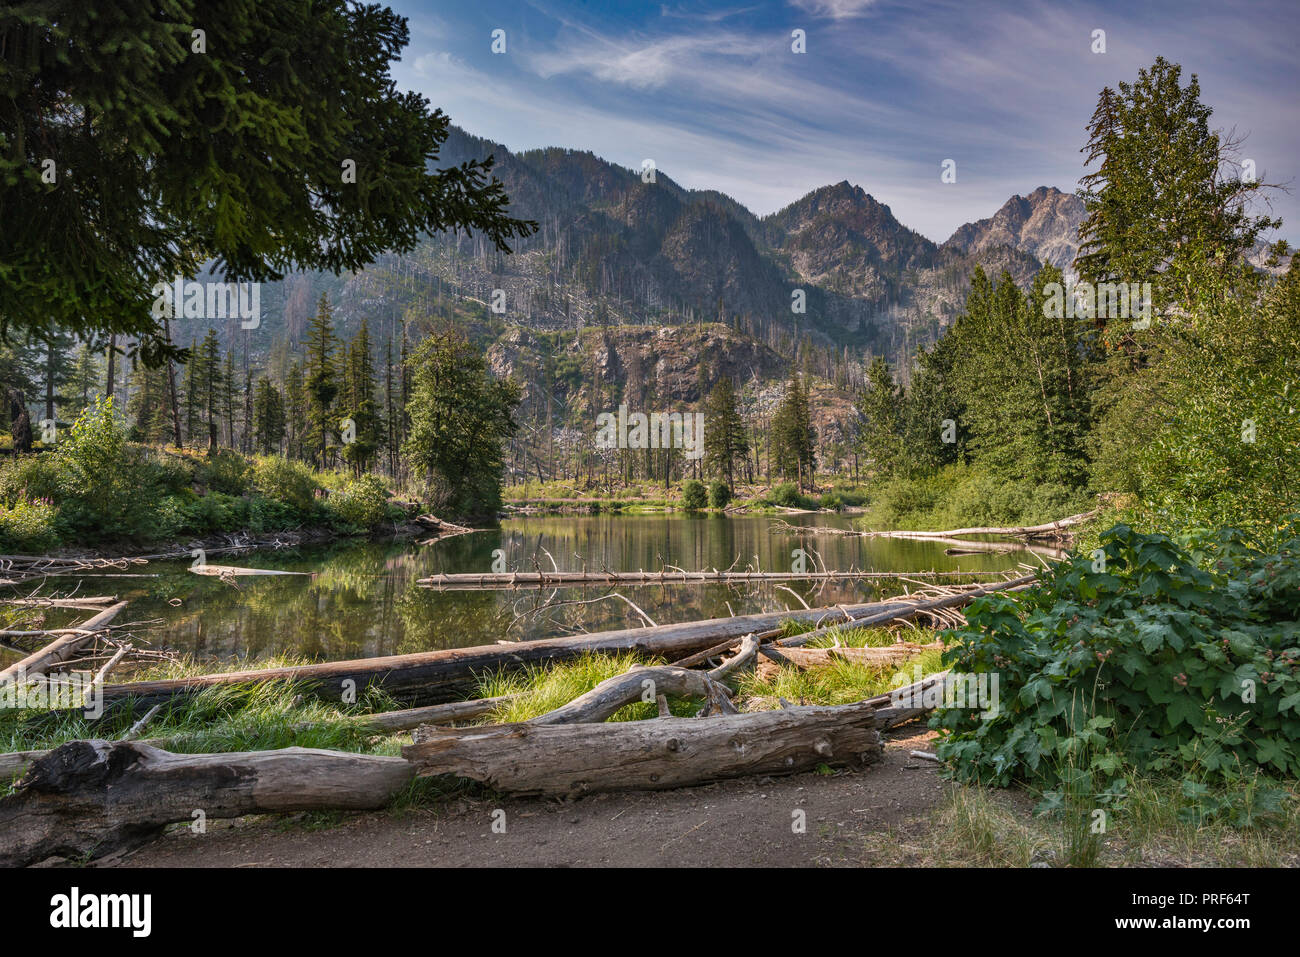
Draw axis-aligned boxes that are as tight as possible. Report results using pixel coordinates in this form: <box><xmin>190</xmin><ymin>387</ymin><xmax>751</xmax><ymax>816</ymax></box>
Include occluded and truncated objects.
<box><xmin>328</xmin><ymin>474</ymin><xmax>391</xmax><ymax>530</ymax></box>
<box><xmin>201</xmin><ymin>450</ymin><xmax>251</xmax><ymax>495</ymax></box>
<box><xmin>681</xmin><ymin>480</ymin><xmax>708</xmax><ymax>511</ymax></box>
<box><xmin>251</xmin><ymin>455</ymin><xmax>318</xmax><ymax>513</ymax></box>
<box><xmin>44</xmin><ymin>397</ymin><xmax>164</xmax><ymax>541</ymax></box>
<box><xmin>0</xmin><ymin>453</ymin><xmax>61</xmax><ymax>506</ymax></box>
<box><xmin>0</xmin><ymin>498</ymin><xmax>60</xmax><ymax>552</ymax></box>
<box><xmin>935</xmin><ymin>523</ymin><xmax>1300</xmax><ymax>819</ymax></box>
<box><xmin>247</xmin><ymin>495</ymin><xmax>302</xmax><ymax>533</ymax></box>
<box><xmin>707</xmin><ymin>481</ymin><xmax>732</xmax><ymax>509</ymax></box>
<box><xmin>768</xmin><ymin>482</ymin><xmax>815</xmax><ymax>509</ymax></box>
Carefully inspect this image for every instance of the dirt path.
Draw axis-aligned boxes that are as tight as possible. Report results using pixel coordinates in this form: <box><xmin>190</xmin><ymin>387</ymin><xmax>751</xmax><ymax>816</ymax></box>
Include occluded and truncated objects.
<box><xmin>106</xmin><ymin>731</ymin><xmax>949</xmax><ymax>868</ymax></box>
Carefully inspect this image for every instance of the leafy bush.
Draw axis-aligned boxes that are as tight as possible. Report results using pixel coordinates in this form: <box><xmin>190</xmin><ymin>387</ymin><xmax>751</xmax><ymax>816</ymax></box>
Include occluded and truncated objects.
<box><xmin>681</xmin><ymin>479</ymin><xmax>708</xmax><ymax>511</ymax></box>
<box><xmin>201</xmin><ymin>450</ymin><xmax>251</xmax><ymax>496</ymax></box>
<box><xmin>707</xmin><ymin>481</ymin><xmax>732</xmax><ymax>509</ymax></box>
<box><xmin>935</xmin><ymin>524</ymin><xmax>1300</xmax><ymax>798</ymax></box>
<box><xmin>768</xmin><ymin>482</ymin><xmax>816</xmax><ymax>510</ymax></box>
<box><xmin>251</xmin><ymin>455</ymin><xmax>318</xmax><ymax>513</ymax></box>
<box><xmin>42</xmin><ymin>397</ymin><xmax>166</xmax><ymax>541</ymax></box>
<box><xmin>0</xmin><ymin>499</ymin><xmax>60</xmax><ymax>552</ymax></box>
<box><xmin>328</xmin><ymin>474</ymin><xmax>391</xmax><ymax>530</ymax></box>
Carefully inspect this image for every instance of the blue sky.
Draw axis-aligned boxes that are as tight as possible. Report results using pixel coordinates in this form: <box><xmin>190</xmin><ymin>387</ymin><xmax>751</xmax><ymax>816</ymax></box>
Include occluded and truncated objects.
<box><xmin>388</xmin><ymin>0</ymin><xmax>1299</xmax><ymax>245</ymax></box>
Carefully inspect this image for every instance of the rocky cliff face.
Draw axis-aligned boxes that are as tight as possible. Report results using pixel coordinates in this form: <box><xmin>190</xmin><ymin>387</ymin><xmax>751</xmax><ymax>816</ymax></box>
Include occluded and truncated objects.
<box><xmin>942</xmin><ymin>186</ymin><xmax>1085</xmax><ymax>271</ymax></box>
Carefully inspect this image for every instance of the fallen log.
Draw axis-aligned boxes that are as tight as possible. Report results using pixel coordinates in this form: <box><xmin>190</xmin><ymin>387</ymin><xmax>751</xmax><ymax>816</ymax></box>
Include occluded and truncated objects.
<box><xmin>865</xmin><ymin>672</ymin><xmax>951</xmax><ymax>729</ymax></box>
<box><xmin>404</xmin><ymin>700</ymin><xmax>883</xmax><ymax>799</ymax></box>
<box><xmin>189</xmin><ymin>564</ymin><xmax>311</xmax><ymax>577</ymax></box>
<box><xmin>0</xmin><ymin>740</ymin><xmax>415</xmax><ymax>867</ymax></box>
<box><xmin>775</xmin><ymin>576</ymin><xmax>1036</xmax><ymax>648</ymax></box>
<box><xmin>0</xmin><ymin>695</ymin><xmax>524</xmax><ymax>781</ymax></box>
<box><xmin>0</xmin><ymin>601</ymin><xmax>128</xmax><ymax>686</ymax></box>
<box><xmin>417</xmin><ymin>568</ymin><xmax>1010</xmax><ymax>590</ymax></box>
<box><xmin>92</xmin><ymin>596</ymin><xmax>925</xmax><ymax>710</ymax></box>
<box><xmin>530</xmin><ymin>635</ymin><xmax>759</xmax><ymax>725</ymax></box>
<box><xmin>756</xmin><ymin>642</ymin><xmax>943</xmax><ymax>682</ymax></box>
<box><xmin>354</xmin><ymin>694</ymin><xmax>523</xmax><ymax>732</ymax></box>
<box><xmin>863</xmin><ymin>510</ymin><xmax>1098</xmax><ymax>542</ymax></box>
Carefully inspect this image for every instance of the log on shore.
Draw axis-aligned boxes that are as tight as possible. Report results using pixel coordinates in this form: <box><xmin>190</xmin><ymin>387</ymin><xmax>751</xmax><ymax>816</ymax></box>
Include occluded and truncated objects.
<box><xmin>0</xmin><ymin>740</ymin><xmax>415</xmax><ymax>867</ymax></box>
<box><xmin>0</xmin><ymin>601</ymin><xmax>128</xmax><ymax>686</ymax></box>
<box><xmin>756</xmin><ymin>642</ymin><xmax>942</xmax><ymax>681</ymax></box>
<box><xmin>94</xmin><ymin>597</ymin><xmax>922</xmax><ymax>710</ymax></box>
<box><xmin>775</xmin><ymin>576</ymin><xmax>1036</xmax><ymax>648</ymax></box>
<box><xmin>0</xmin><ymin>695</ymin><xmax>524</xmax><ymax>782</ymax></box>
<box><xmin>404</xmin><ymin>701</ymin><xmax>883</xmax><ymax>799</ymax></box>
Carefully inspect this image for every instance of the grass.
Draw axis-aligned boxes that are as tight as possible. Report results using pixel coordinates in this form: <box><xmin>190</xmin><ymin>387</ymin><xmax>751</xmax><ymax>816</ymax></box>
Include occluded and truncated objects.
<box><xmin>0</xmin><ymin>654</ymin><xmax>412</xmax><ymax>781</ymax></box>
<box><xmin>476</xmin><ymin>652</ymin><xmax>700</xmax><ymax>722</ymax></box>
<box><xmin>737</xmin><ymin>648</ymin><xmax>948</xmax><ymax>708</ymax></box>
<box><xmin>862</xmin><ymin>774</ymin><xmax>1300</xmax><ymax>868</ymax></box>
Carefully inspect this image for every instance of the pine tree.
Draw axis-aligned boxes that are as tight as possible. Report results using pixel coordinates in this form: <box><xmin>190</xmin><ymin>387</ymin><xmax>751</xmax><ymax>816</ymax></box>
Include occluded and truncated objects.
<box><xmin>303</xmin><ymin>295</ymin><xmax>339</xmax><ymax>467</ymax></box>
<box><xmin>854</xmin><ymin>357</ymin><xmax>903</xmax><ymax>478</ymax></box>
<box><xmin>770</xmin><ymin>374</ymin><xmax>816</xmax><ymax>489</ymax></box>
<box><xmin>702</xmin><ymin>376</ymin><xmax>748</xmax><ymax>491</ymax></box>
<box><xmin>340</xmin><ymin>319</ymin><xmax>380</xmax><ymax>474</ymax></box>
<box><xmin>1075</xmin><ymin>57</ymin><xmax>1280</xmax><ymax>321</ymax></box>
<box><xmin>403</xmin><ymin>330</ymin><xmax>520</xmax><ymax>519</ymax></box>
<box><xmin>252</xmin><ymin>377</ymin><xmax>287</xmax><ymax>454</ymax></box>
<box><xmin>284</xmin><ymin>362</ymin><xmax>308</xmax><ymax>461</ymax></box>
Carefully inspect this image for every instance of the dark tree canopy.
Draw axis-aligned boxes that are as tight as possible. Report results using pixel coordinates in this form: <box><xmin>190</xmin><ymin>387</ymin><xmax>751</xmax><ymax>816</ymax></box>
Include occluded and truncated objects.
<box><xmin>0</xmin><ymin>1</ymin><xmax>536</xmax><ymax>358</ymax></box>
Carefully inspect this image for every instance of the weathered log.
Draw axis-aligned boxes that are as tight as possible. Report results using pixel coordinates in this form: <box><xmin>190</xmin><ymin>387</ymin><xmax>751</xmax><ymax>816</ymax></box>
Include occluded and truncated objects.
<box><xmin>353</xmin><ymin>694</ymin><xmax>522</xmax><ymax>732</ymax></box>
<box><xmin>189</xmin><ymin>564</ymin><xmax>311</xmax><ymax>577</ymax></box>
<box><xmin>0</xmin><ymin>600</ymin><xmax>128</xmax><ymax>686</ymax></box>
<box><xmin>404</xmin><ymin>701</ymin><xmax>883</xmax><ymax>798</ymax></box>
<box><xmin>417</xmin><ymin>568</ymin><xmax>1008</xmax><ymax>590</ymax></box>
<box><xmin>756</xmin><ymin>642</ymin><xmax>942</xmax><ymax>681</ymax></box>
<box><xmin>775</xmin><ymin>576</ymin><xmax>1036</xmax><ymax>648</ymax></box>
<box><xmin>527</xmin><ymin>635</ymin><xmax>758</xmax><ymax>726</ymax></box>
<box><xmin>528</xmin><ymin>667</ymin><xmax>723</xmax><ymax>726</ymax></box>
<box><xmin>94</xmin><ymin>596</ymin><xmax>923</xmax><ymax>710</ymax></box>
<box><xmin>0</xmin><ymin>740</ymin><xmax>415</xmax><ymax>867</ymax></box>
<box><xmin>0</xmin><ymin>696</ymin><xmax>521</xmax><ymax>781</ymax></box>
<box><xmin>864</xmin><ymin>510</ymin><xmax>1097</xmax><ymax>541</ymax></box>
<box><xmin>864</xmin><ymin>672</ymin><xmax>951</xmax><ymax>729</ymax></box>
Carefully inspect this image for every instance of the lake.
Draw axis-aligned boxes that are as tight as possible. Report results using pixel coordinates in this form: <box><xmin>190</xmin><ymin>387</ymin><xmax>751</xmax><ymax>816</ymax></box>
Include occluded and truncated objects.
<box><xmin>4</xmin><ymin>513</ymin><xmax>1040</xmax><ymax>669</ymax></box>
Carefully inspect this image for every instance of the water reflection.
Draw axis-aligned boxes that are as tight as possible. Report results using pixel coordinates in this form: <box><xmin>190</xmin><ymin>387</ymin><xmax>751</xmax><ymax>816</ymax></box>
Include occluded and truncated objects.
<box><xmin>5</xmin><ymin>514</ymin><xmax>1039</xmax><ymax>667</ymax></box>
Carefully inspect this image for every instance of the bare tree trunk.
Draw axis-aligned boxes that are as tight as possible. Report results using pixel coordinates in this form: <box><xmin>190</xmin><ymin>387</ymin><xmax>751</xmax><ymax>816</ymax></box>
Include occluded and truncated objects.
<box><xmin>163</xmin><ymin>318</ymin><xmax>182</xmax><ymax>446</ymax></box>
<box><xmin>104</xmin><ymin>336</ymin><xmax>116</xmax><ymax>401</ymax></box>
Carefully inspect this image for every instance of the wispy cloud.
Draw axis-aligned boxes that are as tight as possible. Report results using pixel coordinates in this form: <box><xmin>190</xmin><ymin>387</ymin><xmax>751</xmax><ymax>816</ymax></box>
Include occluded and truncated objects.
<box><xmin>392</xmin><ymin>0</ymin><xmax>1300</xmax><ymax>244</ymax></box>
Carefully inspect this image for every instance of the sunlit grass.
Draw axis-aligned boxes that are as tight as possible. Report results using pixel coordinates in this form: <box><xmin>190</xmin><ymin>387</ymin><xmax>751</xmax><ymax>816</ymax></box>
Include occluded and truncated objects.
<box><xmin>476</xmin><ymin>652</ymin><xmax>699</xmax><ymax>722</ymax></box>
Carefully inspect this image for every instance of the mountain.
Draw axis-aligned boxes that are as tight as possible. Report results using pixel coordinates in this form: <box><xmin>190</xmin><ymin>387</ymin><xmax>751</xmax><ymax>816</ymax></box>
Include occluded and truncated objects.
<box><xmin>219</xmin><ymin>125</ymin><xmax>1089</xmax><ymax>416</ymax></box>
<box><xmin>942</xmin><ymin>186</ymin><xmax>1085</xmax><ymax>272</ymax></box>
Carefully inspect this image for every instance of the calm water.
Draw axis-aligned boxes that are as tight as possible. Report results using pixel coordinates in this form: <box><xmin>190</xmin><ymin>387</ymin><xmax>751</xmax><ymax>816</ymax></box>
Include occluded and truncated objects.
<box><xmin>4</xmin><ymin>514</ymin><xmax>1037</xmax><ymax>669</ymax></box>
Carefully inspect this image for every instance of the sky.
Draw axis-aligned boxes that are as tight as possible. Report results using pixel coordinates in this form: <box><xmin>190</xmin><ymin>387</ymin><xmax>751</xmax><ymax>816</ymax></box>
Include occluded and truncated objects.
<box><xmin>388</xmin><ymin>0</ymin><xmax>1300</xmax><ymax>245</ymax></box>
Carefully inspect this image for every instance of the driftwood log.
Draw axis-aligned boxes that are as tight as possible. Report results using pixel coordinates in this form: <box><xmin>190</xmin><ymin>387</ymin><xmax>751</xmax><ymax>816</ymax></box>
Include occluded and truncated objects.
<box><xmin>529</xmin><ymin>635</ymin><xmax>759</xmax><ymax>725</ymax></box>
<box><xmin>417</xmin><ymin>568</ymin><xmax>1008</xmax><ymax>590</ymax></box>
<box><xmin>0</xmin><ymin>694</ymin><xmax>525</xmax><ymax>783</ymax></box>
<box><xmin>92</xmin><ymin>595</ymin><xmax>927</xmax><ymax>710</ymax></box>
<box><xmin>863</xmin><ymin>510</ymin><xmax>1097</xmax><ymax>542</ymax></box>
<box><xmin>756</xmin><ymin>642</ymin><xmax>942</xmax><ymax>682</ymax></box>
<box><xmin>0</xmin><ymin>740</ymin><xmax>415</xmax><ymax>867</ymax></box>
<box><xmin>0</xmin><ymin>600</ymin><xmax>128</xmax><ymax>686</ymax></box>
<box><xmin>775</xmin><ymin>576</ymin><xmax>1035</xmax><ymax>648</ymax></box>
<box><xmin>404</xmin><ymin>700</ymin><xmax>883</xmax><ymax>799</ymax></box>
